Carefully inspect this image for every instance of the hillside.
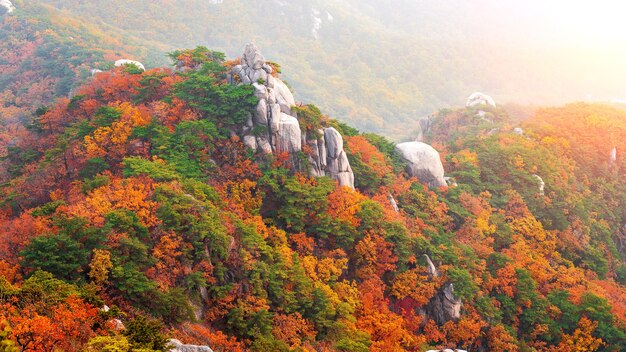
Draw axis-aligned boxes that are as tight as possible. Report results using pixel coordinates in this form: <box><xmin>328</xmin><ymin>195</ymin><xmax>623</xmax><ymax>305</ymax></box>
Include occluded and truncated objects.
<box><xmin>4</xmin><ymin>0</ymin><xmax>626</xmax><ymax>138</ymax></box>
<box><xmin>0</xmin><ymin>37</ymin><xmax>625</xmax><ymax>352</ymax></box>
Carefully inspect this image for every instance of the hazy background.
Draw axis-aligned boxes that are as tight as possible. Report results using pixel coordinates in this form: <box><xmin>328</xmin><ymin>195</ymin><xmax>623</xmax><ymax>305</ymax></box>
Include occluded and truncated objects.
<box><xmin>14</xmin><ymin>0</ymin><xmax>626</xmax><ymax>137</ymax></box>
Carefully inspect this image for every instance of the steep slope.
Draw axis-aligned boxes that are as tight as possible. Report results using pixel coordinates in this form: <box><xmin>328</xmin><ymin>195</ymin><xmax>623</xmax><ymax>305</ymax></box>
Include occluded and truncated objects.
<box><xmin>1</xmin><ymin>42</ymin><xmax>625</xmax><ymax>351</ymax></box>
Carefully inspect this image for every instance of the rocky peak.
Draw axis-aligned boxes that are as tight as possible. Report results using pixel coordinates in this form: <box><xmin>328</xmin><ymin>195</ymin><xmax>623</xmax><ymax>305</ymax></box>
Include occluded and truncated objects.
<box><xmin>466</xmin><ymin>92</ymin><xmax>496</xmax><ymax>108</ymax></box>
<box><xmin>229</xmin><ymin>43</ymin><xmax>354</xmax><ymax>188</ymax></box>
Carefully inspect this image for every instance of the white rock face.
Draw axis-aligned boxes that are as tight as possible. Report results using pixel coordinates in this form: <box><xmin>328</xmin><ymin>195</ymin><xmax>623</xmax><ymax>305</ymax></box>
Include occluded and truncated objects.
<box><xmin>424</xmin><ymin>254</ymin><xmax>439</xmax><ymax>278</ymax></box>
<box><xmin>0</xmin><ymin>0</ymin><xmax>15</xmax><ymax>13</ymax></box>
<box><xmin>274</xmin><ymin>79</ymin><xmax>296</xmax><ymax>114</ymax></box>
<box><xmin>168</xmin><ymin>339</ymin><xmax>214</xmax><ymax>352</ymax></box>
<box><xmin>229</xmin><ymin>44</ymin><xmax>354</xmax><ymax>188</ymax></box>
<box><xmin>466</xmin><ymin>92</ymin><xmax>496</xmax><ymax>108</ymax></box>
<box><xmin>114</xmin><ymin>59</ymin><xmax>145</xmax><ymax>71</ymax></box>
<box><xmin>395</xmin><ymin>142</ymin><xmax>446</xmax><ymax>188</ymax></box>
<box><xmin>276</xmin><ymin>113</ymin><xmax>302</xmax><ymax>154</ymax></box>
<box><xmin>312</xmin><ymin>9</ymin><xmax>323</xmax><ymax>39</ymax></box>
<box><xmin>388</xmin><ymin>193</ymin><xmax>399</xmax><ymax>212</ymax></box>
<box><xmin>513</xmin><ymin>127</ymin><xmax>524</xmax><ymax>135</ymax></box>
<box><xmin>325</xmin><ymin>127</ymin><xmax>354</xmax><ymax>189</ymax></box>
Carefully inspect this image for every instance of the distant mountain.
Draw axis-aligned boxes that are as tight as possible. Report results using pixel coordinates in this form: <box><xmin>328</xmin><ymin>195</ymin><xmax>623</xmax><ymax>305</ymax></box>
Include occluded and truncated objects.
<box><xmin>4</xmin><ymin>0</ymin><xmax>625</xmax><ymax>138</ymax></box>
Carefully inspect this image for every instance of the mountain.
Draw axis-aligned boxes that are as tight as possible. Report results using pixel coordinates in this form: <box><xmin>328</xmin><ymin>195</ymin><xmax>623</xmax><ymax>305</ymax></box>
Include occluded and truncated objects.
<box><xmin>4</xmin><ymin>0</ymin><xmax>626</xmax><ymax>138</ymax></box>
<box><xmin>1</xmin><ymin>2</ymin><xmax>626</xmax><ymax>351</ymax></box>
<box><xmin>0</xmin><ymin>33</ymin><xmax>626</xmax><ymax>351</ymax></box>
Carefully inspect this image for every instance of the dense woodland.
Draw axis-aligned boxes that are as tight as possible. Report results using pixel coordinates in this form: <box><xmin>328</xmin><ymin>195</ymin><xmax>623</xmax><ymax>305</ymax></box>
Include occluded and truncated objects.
<box><xmin>0</xmin><ymin>41</ymin><xmax>625</xmax><ymax>351</ymax></box>
<box><xmin>1</xmin><ymin>3</ymin><xmax>626</xmax><ymax>352</ymax></box>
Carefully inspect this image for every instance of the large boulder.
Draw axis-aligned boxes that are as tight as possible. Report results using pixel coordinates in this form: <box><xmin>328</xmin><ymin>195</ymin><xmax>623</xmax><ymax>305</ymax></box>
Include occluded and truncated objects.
<box><xmin>114</xmin><ymin>59</ymin><xmax>146</xmax><ymax>71</ymax></box>
<box><xmin>466</xmin><ymin>92</ymin><xmax>496</xmax><ymax>108</ymax></box>
<box><xmin>0</xmin><ymin>0</ymin><xmax>15</xmax><ymax>13</ymax></box>
<box><xmin>395</xmin><ymin>142</ymin><xmax>446</xmax><ymax>188</ymax></box>
<box><xmin>276</xmin><ymin>113</ymin><xmax>302</xmax><ymax>155</ymax></box>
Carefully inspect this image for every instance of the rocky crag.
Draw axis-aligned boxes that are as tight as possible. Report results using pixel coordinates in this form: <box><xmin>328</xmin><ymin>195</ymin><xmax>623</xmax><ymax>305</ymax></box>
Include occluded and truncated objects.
<box><xmin>228</xmin><ymin>43</ymin><xmax>354</xmax><ymax>188</ymax></box>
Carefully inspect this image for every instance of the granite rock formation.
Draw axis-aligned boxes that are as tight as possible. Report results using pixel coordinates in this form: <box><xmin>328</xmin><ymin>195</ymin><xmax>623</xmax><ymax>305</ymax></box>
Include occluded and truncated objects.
<box><xmin>422</xmin><ymin>255</ymin><xmax>462</xmax><ymax>325</ymax></box>
<box><xmin>466</xmin><ymin>92</ymin><xmax>496</xmax><ymax>107</ymax></box>
<box><xmin>228</xmin><ymin>43</ymin><xmax>354</xmax><ymax>188</ymax></box>
<box><xmin>395</xmin><ymin>141</ymin><xmax>446</xmax><ymax>188</ymax></box>
<box><xmin>114</xmin><ymin>59</ymin><xmax>146</xmax><ymax>71</ymax></box>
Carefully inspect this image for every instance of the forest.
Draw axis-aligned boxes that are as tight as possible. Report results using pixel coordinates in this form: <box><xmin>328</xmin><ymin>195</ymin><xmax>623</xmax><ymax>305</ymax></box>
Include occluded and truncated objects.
<box><xmin>0</xmin><ymin>40</ymin><xmax>625</xmax><ymax>351</ymax></box>
<box><xmin>1</xmin><ymin>2</ymin><xmax>626</xmax><ymax>351</ymax></box>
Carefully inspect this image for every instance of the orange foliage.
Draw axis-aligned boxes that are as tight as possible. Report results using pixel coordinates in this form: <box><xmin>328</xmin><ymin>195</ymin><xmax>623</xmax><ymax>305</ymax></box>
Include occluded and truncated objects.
<box><xmin>272</xmin><ymin>312</ymin><xmax>317</xmax><ymax>349</ymax></box>
<box><xmin>553</xmin><ymin>316</ymin><xmax>603</xmax><ymax>352</ymax></box>
<box><xmin>2</xmin><ymin>295</ymin><xmax>98</xmax><ymax>352</ymax></box>
<box><xmin>345</xmin><ymin>136</ymin><xmax>393</xmax><ymax>178</ymax></box>
<box><xmin>390</xmin><ymin>268</ymin><xmax>438</xmax><ymax>306</ymax></box>
<box><xmin>486</xmin><ymin>325</ymin><xmax>519</xmax><ymax>352</ymax></box>
<box><xmin>327</xmin><ymin>186</ymin><xmax>366</xmax><ymax>227</ymax></box>
<box><xmin>172</xmin><ymin>323</ymin><xmax>245</xmax><ymax>352</ymax></box>
<box><xmin>354</xmin><ymin>232</ymin><xmax>397</xmax><ymax>280</ymax></box>
<box><xmin>60</xmin><ymin>175</ymin><xmax>159</xmax><ymax>227</ymax></box>
<box><xmin>147</xmin><ymin>232</ymin><xmax>187</xmax><ymax>290</ymax></box>
<box><xmin>356</xmin><ymin>277</ymin><xmax>420</xmax><ymax>351</ymax></box>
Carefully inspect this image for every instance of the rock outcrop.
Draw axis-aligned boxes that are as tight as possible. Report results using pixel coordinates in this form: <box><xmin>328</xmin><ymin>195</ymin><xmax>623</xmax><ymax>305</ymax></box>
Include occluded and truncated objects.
<box><xmin>168</xmin><ymin>339</ymin><xmax>214</xmax><ymax>352</ymax></box>
<box><xmin>324</xmin><ymin>127</ymin><xmax>355</xmax><ymax>189</ymax></box>
<box><xmin>228</xmin><ymin>43</ymin><xmax>354</xmax><ymax>188</ymax></box>
<box><xmin>388</xmin><ymin>193</ymin><xmax>399</xmax><ymax>213</ymax></box>
<box><xmin>114</xmin><ymin>59</ymin><xmax>146</xmax><ymax>71</ymax></box>
<box><xmin>444</xmin><ymin>176</ymin><xmax>457</xmax><ymax>187</ymax></box>
<box><xmin>466</xmin><ymin>92</ymin><xmax>496</xmax><ymax>108</ymax></box>
<box><xmin>0</xmin><ymin>0</ymin><xmax>15</xmax><ymax>13</ymax></box>
<box><xmin>395</xmin><ymin>141</ymin><xmax>446</xmax><ymax>188</ymax></box>
<box><xmin>414</xmin><ymin>114</ymin><xmax>436</xmax><ymax>142</ymax></box>
<box><xmin>513</xmin><ymin>127</ymin><xmax>524</xmax><ymax>136</ymax></box>
<box><xmin>422</xmin><ymin>255</ymin><xmax>462</xmax><ymax>325</ymax></box>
